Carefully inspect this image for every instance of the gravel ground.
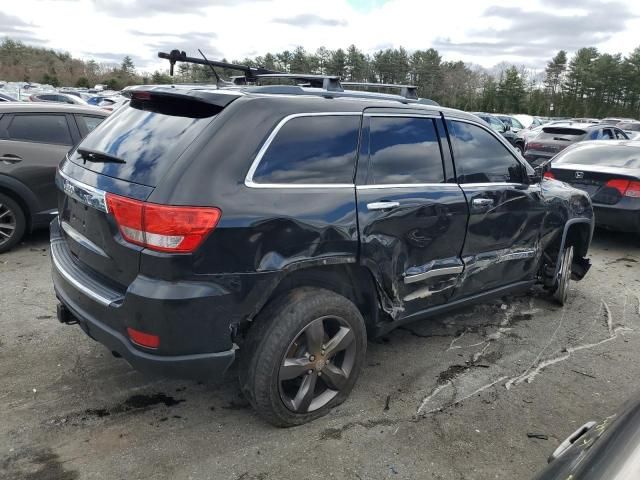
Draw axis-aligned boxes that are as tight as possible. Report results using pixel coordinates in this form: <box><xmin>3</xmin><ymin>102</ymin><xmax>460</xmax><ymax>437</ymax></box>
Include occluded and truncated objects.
<box><xmin>1</xmin><ymin>228</ymin><xmax>639</xmax><ymax>480</ymax></box>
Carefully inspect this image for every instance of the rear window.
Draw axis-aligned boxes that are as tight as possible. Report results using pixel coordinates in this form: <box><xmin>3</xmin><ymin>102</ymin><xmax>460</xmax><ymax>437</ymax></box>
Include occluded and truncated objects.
<box><xmin>69</xmin><ymin>97</ymin><xmax>220</xmax><ymax>187</ymax></box>
<box><xmin>538</xmin><ymin>127</ymin><xmax>586</xmax><ymax>142</ymax></box>
<box><xmin>252</xmin><ymin>115</ymin><xmax>360</xmax><ymax>184</ymax></box>
<box><xmin>554</xmin><ymin>145</ymin><xmax>640</xmax><ymax>169</ymax></box>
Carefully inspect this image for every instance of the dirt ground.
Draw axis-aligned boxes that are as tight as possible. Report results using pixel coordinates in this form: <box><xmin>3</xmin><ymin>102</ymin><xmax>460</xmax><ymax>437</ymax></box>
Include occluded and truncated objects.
<box><xmin>1</xmin><ymin>228</ymin><xmax>639</xmax><ymax>480</ymax></box>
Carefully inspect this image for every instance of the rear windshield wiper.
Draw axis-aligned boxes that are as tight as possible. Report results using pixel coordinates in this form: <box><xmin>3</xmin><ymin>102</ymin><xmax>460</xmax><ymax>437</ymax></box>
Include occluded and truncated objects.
<box><xmin>76</xmin><ymin>148</ymin><xmax>126</xmax><ymax>164</ymax></box>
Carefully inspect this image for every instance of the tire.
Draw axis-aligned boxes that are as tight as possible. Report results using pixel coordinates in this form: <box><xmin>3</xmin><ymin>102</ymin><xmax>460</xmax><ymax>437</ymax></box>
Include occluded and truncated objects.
<box><xmin>0</xmin><ymin>193</ymin><xmax>26</xmax><ymax>254</ymax></box>
<box><xmin>553</xmin><ymin>245</ymin><xmax>574</xmax><ymax>306</ymax></box>
<box><xmin>515</xmin><ymin>143</ymin><xmax>524</xmax><ymax>155</ymax></box>
<box><xmin>239</xmin><ymin>287</ymin><xmax>367</xmax><ymax>427</ymax></box>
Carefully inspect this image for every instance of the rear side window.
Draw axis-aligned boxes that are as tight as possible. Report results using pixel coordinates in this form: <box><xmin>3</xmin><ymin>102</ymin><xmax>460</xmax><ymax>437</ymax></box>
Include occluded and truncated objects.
<box><xmin>368</xmin><ymin>116</ymin><xmax>444</xmax><ymax>184</ymax></box>
<box><xmin>77</xmin><ymin>115</ymin><xmax>104</xmax><ymax>133</ymax></box>
<box><xmin>252</xmin><ymin>115</ymin><xmax>360</xmax><ymax>184</ymax></box>
<box><xmin>448</xmin><ymin>120</ymin><xmax>524</xmax><ymax>184</ymax></box>
<box><xmin>7</xmin><ymin>114</ymin><xmax>72</xmax><ymax>145</ymax></box>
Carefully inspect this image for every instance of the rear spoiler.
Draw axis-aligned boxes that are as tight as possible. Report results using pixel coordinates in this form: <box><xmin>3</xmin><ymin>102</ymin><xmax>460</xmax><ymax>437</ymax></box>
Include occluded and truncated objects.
<box><xmin>122</xmin><ymin>85</ymin><xmax>242</xmax><ymax>108</ymax></box>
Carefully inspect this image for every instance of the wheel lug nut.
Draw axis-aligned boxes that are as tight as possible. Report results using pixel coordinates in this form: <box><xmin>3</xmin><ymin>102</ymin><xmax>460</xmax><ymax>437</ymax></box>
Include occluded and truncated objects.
<box><xmin>307</xmin><ymin>369</ymin><xmax>313</xmax><ymax>375</ymax></box>
<box><xmin>309</xmin><ymin>355</ymin><xmax>315</xmax><ymax>361</ymax></box>
<box><xmin>318</xmin><ymin>372</ymin><xmax>322</xmax><ymax>376</ymax></box>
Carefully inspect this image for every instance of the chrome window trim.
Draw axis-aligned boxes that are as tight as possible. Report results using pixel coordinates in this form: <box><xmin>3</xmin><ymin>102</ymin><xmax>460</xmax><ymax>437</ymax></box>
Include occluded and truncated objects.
<box><xmin>50</xmin><ymin>242</ymin><xmax>113</xmax><ymax>307</ymax></box>
<box><xmin>57</xmin><ymin>168</ymin><xmax>108</xmax><ymax>213</ymax></box>
<box><xmin>357</xmin><ymin>183</ymin><xmax>459</xmax><ymax>190</ymax></box>
<box><xmin>244</xmin><ymin>112</ymin><xmax>361</xmax><ymax>189</ymax></box>
<box><xmin>404</xmin><ymin>266</ymin><xmax>464</xmax><ymax>284</ymax></box>
<box><xmin>461</xmin><ymin>182</ymin><xmax>522</xmax><ymax>188</ymax></box>
<box><xmin>364</xmin><ymin>113</ymin><xmax>440</xmax><ymax>118</ymax></box>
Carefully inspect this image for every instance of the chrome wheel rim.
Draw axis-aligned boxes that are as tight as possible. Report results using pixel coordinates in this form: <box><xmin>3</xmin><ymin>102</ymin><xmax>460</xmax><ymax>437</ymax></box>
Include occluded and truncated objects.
<box><xmin>0</xmin><ymin>203</ymin><xmax>16</xmax><ymax>247</ymax></box>
<box><xmin>279</xmin><ymin>315</ymin><xmax>357</xmax><ymax>413</ymax></box>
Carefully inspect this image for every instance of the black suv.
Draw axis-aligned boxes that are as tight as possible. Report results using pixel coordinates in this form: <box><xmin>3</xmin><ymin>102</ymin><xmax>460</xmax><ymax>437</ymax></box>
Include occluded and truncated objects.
<box><xmin>51</xmin><ymin>78</ymin><xmax>594</xmax><ymax>426</ymax></box>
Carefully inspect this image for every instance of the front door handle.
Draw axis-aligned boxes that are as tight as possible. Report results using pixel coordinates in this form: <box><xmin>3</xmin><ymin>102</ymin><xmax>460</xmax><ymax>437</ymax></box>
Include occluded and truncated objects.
<box><xmin>0</xmin><ymin>154</ymin><xmax>22</xmax><ymax>164</ymax></box>
<box><xmin>472</xmin><ymin>198</ymin><xmax>494</xmax><ymax>208</ymax></box>
<box><xmin>367</xmin><ymin>201</ymin><xmax>400</xmax><ymax>211</ymax></box>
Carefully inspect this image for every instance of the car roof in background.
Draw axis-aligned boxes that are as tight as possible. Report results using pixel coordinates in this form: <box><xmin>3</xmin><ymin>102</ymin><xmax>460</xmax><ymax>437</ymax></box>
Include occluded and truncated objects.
<box><xmin>542</xmin><ymin>121</ymin><xmax>600</xmax><ymax>130</ymax></box>
<box><xmin>0</xmin><ymin>102</ymin><xmax>108</xmax><ymax>115</ymax></box>
<box><xmin>563</xmin><ymin>139</ymin><xmax>640</xmax><ymax>149</ymax></box>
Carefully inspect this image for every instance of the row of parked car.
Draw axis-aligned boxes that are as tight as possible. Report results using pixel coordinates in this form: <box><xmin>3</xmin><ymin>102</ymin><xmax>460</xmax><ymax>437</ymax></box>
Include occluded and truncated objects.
<box><xmin>0</xmin><ymin>84</ymin><xmax>127</xmax><ymax>112</ymax></box>
<box><xmin>472</xmin><ymin>112</ymin><xmax>640</xmax><ymax>157</ymax></box>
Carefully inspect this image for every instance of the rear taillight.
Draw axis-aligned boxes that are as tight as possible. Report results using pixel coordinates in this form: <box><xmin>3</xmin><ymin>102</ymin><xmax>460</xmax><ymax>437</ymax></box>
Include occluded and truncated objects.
<box><xmin>544</xmin><ymin>171</ymin><xmax>555</xmax><ymax>179</ymax></box>
<box><xmin>105</xmin><ymin>193</ymin><xmax>221</xmax><ymax>253</ymax></box>
<box><xmin>527</xmin><ymin>142</ymin><xmax>543</xmax><ymax>150</ymax></box>
<box><xmin>605</xmin><ymin>179</ymin><xmax>640</xmax><ymax>198</ymax></box>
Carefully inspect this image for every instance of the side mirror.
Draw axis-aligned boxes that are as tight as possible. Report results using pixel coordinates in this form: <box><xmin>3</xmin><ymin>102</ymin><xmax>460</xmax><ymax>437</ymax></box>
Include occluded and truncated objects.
<box><xmin>504</xmin><ymin>124</ymin><xmax>511</xmax><ymax>132</ymax></box>
<box><xmin>531</xmin><ymin>161</ymin><xmax>551</xmax><ymax>183</ymax></box>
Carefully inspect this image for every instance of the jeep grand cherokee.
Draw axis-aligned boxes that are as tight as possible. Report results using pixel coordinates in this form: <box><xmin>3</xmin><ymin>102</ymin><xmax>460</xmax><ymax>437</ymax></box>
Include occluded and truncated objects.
<box><xmin>51</xmin><ymin>83</ymin><xmax>593</xmax><ymax>426</ymax></box>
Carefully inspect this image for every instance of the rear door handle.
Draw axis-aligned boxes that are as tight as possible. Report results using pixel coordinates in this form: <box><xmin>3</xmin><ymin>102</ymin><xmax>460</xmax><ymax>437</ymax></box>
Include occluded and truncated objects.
<box><xmin>0</xmin><ymin>154</ymin><xmax>22</xmax><ymax>164</ymax></box>
<box><xmin>472</xmin><ymin>198</ymin><xmax>494</xmax><ymax>208</ymax></box>
<box><xmin>367</xmin><ymin>201</ymin><xmax>400</xmax><ymax>211</ymax></box>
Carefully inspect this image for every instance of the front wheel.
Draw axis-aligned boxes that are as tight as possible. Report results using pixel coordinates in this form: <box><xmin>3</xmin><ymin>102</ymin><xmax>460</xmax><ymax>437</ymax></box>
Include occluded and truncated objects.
<box><xmin>553</xmin><ymin>246</ymin><xmax>574</xmax><ymax>306</ymax></box>
<box><xmin>239</xmin><ymin>287</ymin><xmax>367</xmax><ymax>427</ymax></box>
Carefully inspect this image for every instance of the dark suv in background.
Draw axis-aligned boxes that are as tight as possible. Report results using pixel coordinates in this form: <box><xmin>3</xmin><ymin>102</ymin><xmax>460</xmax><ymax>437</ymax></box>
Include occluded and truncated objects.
<box><xmin>0</xmin><ymin>103</ymin><xmax>107</xmax><ymax>252</ymax></box>
<box><xmin>51</xmin><ymin>73</ymin><xmax>593</xmax><ymax>426</ymax></box>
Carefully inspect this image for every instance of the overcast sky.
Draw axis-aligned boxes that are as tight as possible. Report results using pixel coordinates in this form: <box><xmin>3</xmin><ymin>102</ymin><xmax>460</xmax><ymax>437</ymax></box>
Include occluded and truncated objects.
<box><xmin>2</xmin><ymin>0</ymin><xmax>640</xmax><ymax>72</ymax></box>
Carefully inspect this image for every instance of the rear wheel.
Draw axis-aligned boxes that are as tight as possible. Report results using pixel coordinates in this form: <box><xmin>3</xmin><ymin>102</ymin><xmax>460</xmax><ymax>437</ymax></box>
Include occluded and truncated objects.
<box><xmin>239</xmin><ymin>287</ymin><xmax>367</xmax><ymax>427</ymax></box>
<box><xmin>515</xmin><ymin>143</ymin><xmax>524</xmax><ymax>155</ymax></box>
<box><xmin>0</xmin><ymin>193</ymin><xmax>26</xmax><ymax>253</ymax></box>
<box><xmin>553</xmin><ymin>245</ymin><xmax>574</xmax><ymax>306</ymax></box>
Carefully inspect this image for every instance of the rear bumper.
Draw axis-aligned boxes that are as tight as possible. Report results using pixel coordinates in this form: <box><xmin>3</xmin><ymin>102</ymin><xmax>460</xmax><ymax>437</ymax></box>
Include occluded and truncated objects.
<box><xmin>49</xmin><ymin>218</ymin><xmax>277</xmax><ymax>380</ymax></box>
<box><xmin>593</xmin><ymin>203</ymin><xmax>640</xmax><ymax>234</ymax></box>
<box><xmin>55</xmin><ymin>297</ymin><xmax>235</xmax><ymax>380</ymax></box>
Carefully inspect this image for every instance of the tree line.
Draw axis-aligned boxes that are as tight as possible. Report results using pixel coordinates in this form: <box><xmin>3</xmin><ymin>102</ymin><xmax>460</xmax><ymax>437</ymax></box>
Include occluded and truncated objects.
<box><xmin>2</xmin><ymin>38</ymin><xmax>640</xmax><ymax>118</ymax></box>
<box><xmin>0</xmin><ymin>39</ymin><xmax>140</xmax><ymax>90</ymax></box>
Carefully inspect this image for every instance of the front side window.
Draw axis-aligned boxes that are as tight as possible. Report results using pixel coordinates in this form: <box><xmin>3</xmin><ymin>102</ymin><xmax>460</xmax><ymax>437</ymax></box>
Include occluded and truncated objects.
<box><xmin>511</xmin><ymin>118</ymin><xmax>524</xmax><ymax>129</ymax></box>
<box><xmin>614</xmin><ymin>129</ymin><xmax>628</xmax><ymax>139</ymax></box>
<box><xmin>368</xmin><ymin>116</ymin><xmax>444</xmax><ymax>184</ymax></box>
<box><xmin>7</xmin><ymin>114</ymin><xmax>72</xmax><ymax>145</ymax></box>
<box><xmin>252</xmin><ymin>115</ymin><xmax>360</xmax><ymax>184</ymax></box>
<box><xmin>448</xmin><ymin>120</ymin><xmax>524</xmax><ymax>184</ymax></box>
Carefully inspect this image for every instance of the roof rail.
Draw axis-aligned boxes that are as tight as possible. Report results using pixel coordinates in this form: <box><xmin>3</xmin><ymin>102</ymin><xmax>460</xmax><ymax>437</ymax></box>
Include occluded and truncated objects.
<box><xmin>341</xmin><ymin>82</ymin><xmax>418</xmax><ymax>100</ymax></box>
<box><xmin>256</xmin><ymin>74</ymin><xmax>343</xmax><ymax>92</ymax></box>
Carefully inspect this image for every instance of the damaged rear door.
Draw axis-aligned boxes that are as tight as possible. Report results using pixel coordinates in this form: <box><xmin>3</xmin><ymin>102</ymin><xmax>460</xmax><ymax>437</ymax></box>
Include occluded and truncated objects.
<box><xmin>356</xmin><ymin>113</ymin><xmax>468</xmax><ymax>318</ymax></box>
<box><xmin>445</xmin><ymin>119</ymin><xmax>545</xmax><ymax>298</ymax></box>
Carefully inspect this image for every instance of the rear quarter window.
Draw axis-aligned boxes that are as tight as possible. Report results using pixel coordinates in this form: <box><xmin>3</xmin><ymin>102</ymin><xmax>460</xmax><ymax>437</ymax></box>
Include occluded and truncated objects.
<box><xmin>251</xmin><ymin>115</ymin><xmax>361</xmax><ymax>184</ymax></box>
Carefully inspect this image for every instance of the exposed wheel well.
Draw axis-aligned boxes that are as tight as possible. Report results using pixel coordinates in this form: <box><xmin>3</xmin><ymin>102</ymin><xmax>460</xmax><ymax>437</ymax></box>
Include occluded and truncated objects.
<box><xmin>247</xmin><ymin>263</ymin><xmax>381</xmax><ymax>338</ymax></box>
<box><xmin>0</xmin><ymin>187</ymin><xmax>31</xmax><ymax>232</ymax></box>
<box><xmin>564</xmin><ymin>222</ymin><xmax>591</xmax><ymax>258</ymax></box>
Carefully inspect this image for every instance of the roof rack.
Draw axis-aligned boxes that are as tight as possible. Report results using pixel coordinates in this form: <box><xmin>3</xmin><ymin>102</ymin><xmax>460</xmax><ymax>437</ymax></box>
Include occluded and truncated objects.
<box><xmin>158</xmin><ymin>50</ymin><xmax>342</xmax><ymax>91</ymax></box>
<box><xmin>341</xmin><ymin>82</ymin><xmax>418</xmax><ymax>100</ymax></box>
<box><xmin>157</xmin><ymin>49</ymin><xmax>429</xmax><ymax>103</ymax></box>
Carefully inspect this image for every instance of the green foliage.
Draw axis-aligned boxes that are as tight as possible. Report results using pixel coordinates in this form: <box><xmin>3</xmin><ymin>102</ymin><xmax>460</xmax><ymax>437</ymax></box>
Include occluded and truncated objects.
<box><xmin>75</xmin><ymin>76</ymin><xmax>89</xmax><ymax>88</ymax></box>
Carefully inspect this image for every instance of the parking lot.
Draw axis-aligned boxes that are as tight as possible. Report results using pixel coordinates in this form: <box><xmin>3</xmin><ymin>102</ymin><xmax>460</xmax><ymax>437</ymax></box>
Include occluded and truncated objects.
<box><xmin>1</xmin><ymin>228</ymin><xmax>638</xmax><ymax>480</ymax></box>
